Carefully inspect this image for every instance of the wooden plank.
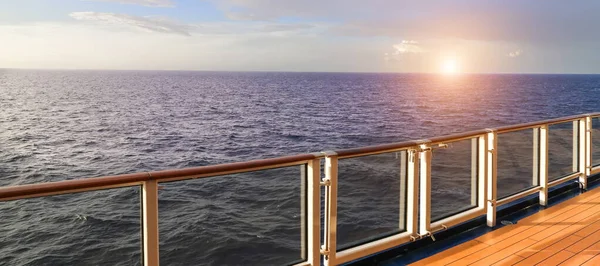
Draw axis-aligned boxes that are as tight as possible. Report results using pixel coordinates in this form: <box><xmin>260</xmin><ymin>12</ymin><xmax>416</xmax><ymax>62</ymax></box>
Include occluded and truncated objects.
<box><xmin>573</xmin><ymin>221</ymin><xmax>600</xmax><ymax>237</ymax></box>
<box><xmin>446</xmin><ymin>204</ymin><xmax>595</xmax><ymax>265</ymax></box>
<box><xmin>446</xmin><ymin>229</ymin><xmax>543</xmax><ymax>265</ymax></box>
<box><xmin>410</xmin><ymin>188</ymin><xmax>600</xmax><ymax>266</ymax></box>
<box><xmin>566</xmin><ymin>228</ymin><xmax>600</xmax><ymax>253</ymax></box>
<box><xmin>490</xmin><ymin>255</ymin><xmax>525</xmax><ymax>266</ymax></box>
<box><xmin>477</xmin><ymin>188</ymin><xmax>600</xmax><ymax>245</ymax></box>
<box><xmin>408</xmin><ymin>240</ymin><xmax>489</xmax><ymax>266</ymax></box>
<box><xmin>513</xmin><ymin>204</ymin><xmax>600</xmax><ymax>261</ymax></box>
<box><xmin>466</xmin><ymin>238</ymin><xmax>537</xmax><ymax>266</ymax></box>
<box><xmin>560</xmin><ymin>240</ymin><xmax>600</xmax><ymax>266</ymax></box>
<box><xmin>581</xmin><ymin>254</ymin><xmax>600</xmax><ymax>266</ymax></box>
<box><xmin>528</xmin><ymin>204</ymin><xmax>600</xmax><ymax>242</ymax></box>
<box><xmin>475</xmin><ymin>224</ymin><xmax>531</xmax><ymax>246</ymax></box>
<box><xmin>537</xmin><ymin>250</ymin><xmax>575</xmax><ymax>266</ymax></box>
<box><xmin>513</xmin><ymin>235</ymin><xmax>580</xmax><ymax>265</ymax></box>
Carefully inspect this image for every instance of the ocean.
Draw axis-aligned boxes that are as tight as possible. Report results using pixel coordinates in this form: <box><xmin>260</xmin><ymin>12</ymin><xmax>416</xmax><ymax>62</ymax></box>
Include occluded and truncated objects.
<box><xmin>1</xmin><ymin>69</ymin><xmax>600</xmax><ymax>265</ymax></box>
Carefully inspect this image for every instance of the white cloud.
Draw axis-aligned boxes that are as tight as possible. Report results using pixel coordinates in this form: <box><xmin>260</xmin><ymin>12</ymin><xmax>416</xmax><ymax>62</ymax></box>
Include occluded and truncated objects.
<box><xmin>3</xmin><ymin>19</ymin><xmax>593</xmax><ymax>73</ymax></box>
<box><xmin>508</xmin><ymin>49</ymin><xmax>523</xmax><ymax>57</ymax></box>
<box><xmin>69</xmin><ymin>12</ymin><xmax>193</xmax><ymax>36</ymax></box>
<box><xmin>68</xmin><ymin>12</ymin><xmax>318</xmax><ymax>36</ymax></box>
<box><xmin>384</xmin><ymin>40</ymin><xmax>425</xmax><ymax>63</ymax></box>
<box><xmin>0</xmin><ymin>22</ymin><xmax>386</xmax><ymax>72</ymax></box>
<box><xmin>393</xmin><ymin>40</ymin><xmax>424</xmax><ymax>54</ymax></box>
<box><xmin>82</xmin><ymin>0</ymin><xmax>175</xmax><ymax>7</ymax></box>
<box><xmin>214</xmin><ymin>1</ymin><xmax>600</xmax><ymax>43</ymax></box>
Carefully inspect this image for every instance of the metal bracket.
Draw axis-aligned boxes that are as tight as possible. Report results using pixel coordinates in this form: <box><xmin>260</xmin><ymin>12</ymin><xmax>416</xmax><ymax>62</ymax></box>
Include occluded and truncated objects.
<box><xmin>575</xmin><ymin>180</ymin><xmax>587</xmax><ymax>191</ymax></box>
<box><xmin>321</xmin><ymin>151</ymin><xmax>338</xmax><ymax>157</ymax></box>
<box><xmin>320</xmin><ymin>178</ymin><xmax>331</xmax><ymax>186</ymax></box>
<box><xmin>488</xmin><ymin>199</ymin><xmax>496</xmax><ymax>206</ymax></box>
<box><xmin>320</xmin><ymin>248</ymin><xmax>330</xmax><ymax>256</ymax></box>
<box><xmin>410</xmin><ymin>225</ymin><xmax>448</xmax><ymax>242</ymax></box>
<box><xmin>418</xmin><ymin>146</ymin><xmax>432</xmax><ymax>152</ymax></box>
<box><xmin>408</xmin><ymin>149</ymin><xmax>417</xmax><ymax>162</ymax></box>
<box><xmin>416</xmin><ymin>143</ymin><xmax>447</xmax><ymax>154</ymax></box>
<box><xmin>428</xmin><ymin>232</ymin><xmax>436</xmax><ymax>242</ymax></box>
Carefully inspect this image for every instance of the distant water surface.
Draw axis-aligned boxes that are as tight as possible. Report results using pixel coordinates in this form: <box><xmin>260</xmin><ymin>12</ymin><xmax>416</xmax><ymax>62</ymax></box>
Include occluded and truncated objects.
<box><xmin>1</xmin><ymin>70</ymin><xmax>600</xmax><ymax>265</ymax></box>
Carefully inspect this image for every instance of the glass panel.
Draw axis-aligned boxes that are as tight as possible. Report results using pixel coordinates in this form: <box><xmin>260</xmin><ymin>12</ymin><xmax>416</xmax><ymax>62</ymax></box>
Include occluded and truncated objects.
<box><xmin>431</xmin><ymin>138</ymin><xmax>477</xmax><ymax>221</ymax></box>
<box><xmin>159</xmin><ymin>165</ymin><xmax>305</xmax><ymax>266</ymax></box>
<box><xmin>548</xmin><ymin>122</ymin><xmax>578</xmax><ymax>180</ymax></box>
<box><xmin>0</xmin><ymin>187</ymin><xmax>141</xmax><ymax>266</ymax></box>
<box><xmin>593</xmin><ymin>117</ymin><xmax>600</xmax><ymax>166</ymax></box>
<box><xmin>497</xmin><ymin>129</ymin><xmax>536</xmax><ymax>198</ymax></box>
<box><xmin>337</xmin><ymin>151</ymin><xmax>406</xmax><ymax>251</ymax></box>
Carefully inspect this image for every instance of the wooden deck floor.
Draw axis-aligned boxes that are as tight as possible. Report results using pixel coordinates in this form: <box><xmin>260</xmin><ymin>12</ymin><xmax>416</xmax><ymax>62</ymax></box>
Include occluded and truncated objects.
<box><xmin>410</xmin><ymin>187</ymin><xmax>600</xmax><ymax>266</ymax></box>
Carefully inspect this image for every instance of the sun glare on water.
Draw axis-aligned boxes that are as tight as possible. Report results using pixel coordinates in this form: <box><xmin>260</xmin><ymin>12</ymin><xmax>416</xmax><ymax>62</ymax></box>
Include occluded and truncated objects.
<box><xmin>441</xmin><ymin>58</ymin><xmax>460</xmax><ymax>75</ymax></box>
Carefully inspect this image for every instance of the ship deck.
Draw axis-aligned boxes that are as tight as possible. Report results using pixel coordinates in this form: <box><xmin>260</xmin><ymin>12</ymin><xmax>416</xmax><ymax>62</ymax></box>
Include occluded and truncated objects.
<box><xmin>407</xmin><ymin>185</ymin><xmax>600</xmax><ymax>266</ymax></box>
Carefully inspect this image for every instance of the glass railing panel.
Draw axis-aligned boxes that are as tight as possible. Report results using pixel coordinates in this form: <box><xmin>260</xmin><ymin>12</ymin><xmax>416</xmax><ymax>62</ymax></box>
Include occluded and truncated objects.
<box><xmin>593</xmin><ymin>117</ymin><xmax>600</xmax><ymax>167</ymax></box>
<box><xmin>431</xmin><ymin>138</ymin><xmax>478</xmax><ymax>221</ymax></box>
<box><xmin>159</xmin><ymin>165</ymin><xmax>305</xmax><ymax>266</ymax></box>
<box><xmin>548</xmin><ymin>122</ymin><xmax>578</xmax><ymax>181</ymax></box>
<box><xmin>497</xmin><ymin>129</ymin><xmax>536</xmax><ymax>199</ymax></box>
<box><xmin>0</xmin><ymin>187</ymin><xmax>142</xmax><ymax>266</ymax></box>
<box><xmin>336</xmin><ymin>151</ymin><xmax>406</xmax><ymax>251</ymax></box>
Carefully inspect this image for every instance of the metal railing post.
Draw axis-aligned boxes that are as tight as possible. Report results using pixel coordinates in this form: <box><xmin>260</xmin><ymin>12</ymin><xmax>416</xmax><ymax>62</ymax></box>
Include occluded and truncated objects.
<box><xmin>306</xmin><ymin>159</ymin><xmax>321</xmax><ymax>266</ymax></box>
<box><xmin>407</xmin><ymin>149</ymin><xmax>420</xmax><ymax>238</ymax></box>
<box><xmin>323</xmin><ymin>154</ymin><xmax>338</xmax><ymax>266</ymax></box>
<box><xmin>539</xmin><ymin>126</ymin><xmax>549</xmax><ymax>206</ymax></box>
<box><xmin>399</xmin><ymin>151</ymin><xmax>407</xmax><ymax>231</ymax></box>
<box><xmin>478</xmin><ymin>134</ymin><xmax>488</xmax><ymax>214</ymax></box>
<box><xmin>573</xmin><ymin>121</ymin><xmax>579</xmax><ymax>173</ymax></box>
<box><xmin>418</xmin><ymin>144</ymin><xmax>432</xmax><ymax>235</ymax></box>
<box><xmin>486</xmin><ymin>131</ymin><xmax>497</xmax><ymax>227</ymax></box>
<box><xmin>586</xmin><ymin>116</ymin><xmax>592</xmax><ymax>177</ymax></box>
<box><xmin>533</xmin><ymin>128</ymin><xmax>540</xmax><ymax>187</ymax></box>
<box><xmin>579</xmin><ymin>118</ymin><xmax>589</xmax><ymax>189</ymax></box>
<box><xmin>471</xmin><ymin>138</ymin><xmax>478</xmax><ymax>206</ymax></box>
<box><xmin>142</xmin><ymin>179</ymin><xmax>160</xmax><ymax>266</ymax></box>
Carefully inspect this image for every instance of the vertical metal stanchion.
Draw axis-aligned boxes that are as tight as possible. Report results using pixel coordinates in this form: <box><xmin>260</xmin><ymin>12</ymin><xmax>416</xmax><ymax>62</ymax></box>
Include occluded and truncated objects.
<box><xmin>143</xmin><ymin>179</ymin><xmax>160</xmax><ymax>266</ymax></box>
<box><xmin>418</xmin><ymin>144</ymin><xmax>432</xmax><ymax>236</ymax></box>
<box><xmin>322</xmin><ymin>154</ymin><xmax>338</xmax><ymax>266</ymax></box>
<box><xmin>579</xmin><ymin>119</ymin><xmax>589</xmax><ymax>189</ymax></box>
<box><xmin>306</xmin><ymin>160</ymin><xmax>321</xmax><ymax>266</ymax></box>
<box><xmin>539</xmin><ymin>126</ymin><xmax>549</xmax><ymax>206</ymax></box>
<box><xmin>487</xmin><ymin>131</ymin><xmax>497</xmax><ymax>227</ymax></box>
<box><xmin>407</xmin><ymin>149</ymin><xmax>420</xmax><ymax>239</ymax></box>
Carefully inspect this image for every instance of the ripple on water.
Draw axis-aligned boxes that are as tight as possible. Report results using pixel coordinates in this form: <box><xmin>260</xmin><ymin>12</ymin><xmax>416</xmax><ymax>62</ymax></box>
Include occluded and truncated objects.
<box><xmin>2</xmin><ymin>70</ymin><xmax>600</xmax><ymax>265</ymax></box>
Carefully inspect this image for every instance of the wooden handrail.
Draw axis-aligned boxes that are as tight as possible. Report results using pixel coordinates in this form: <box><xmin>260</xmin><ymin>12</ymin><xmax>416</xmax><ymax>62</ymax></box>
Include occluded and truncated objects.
<box><xmin>0</xmin><ymin>153</ymin><xmax>319</xmax><ymax>201</ymax></box>
<box><xmin>1</xmin><ymin>113</ymin><xmax>598</xmax><ymax>201</ymax></box>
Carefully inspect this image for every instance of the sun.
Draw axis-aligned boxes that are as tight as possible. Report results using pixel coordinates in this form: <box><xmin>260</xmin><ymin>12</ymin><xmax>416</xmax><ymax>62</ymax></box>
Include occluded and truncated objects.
<box><xmin>441</xmin><ymin>58</ymin><xmax>460</xmax><ymax>75</ymax></box>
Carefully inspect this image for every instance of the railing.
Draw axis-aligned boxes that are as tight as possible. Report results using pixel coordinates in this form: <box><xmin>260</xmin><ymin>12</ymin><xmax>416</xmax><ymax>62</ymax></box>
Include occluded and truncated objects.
<box><xmin>2</xmin><ymin>113</ymin><xmax>600</xmax><ymax>265</ymax></box>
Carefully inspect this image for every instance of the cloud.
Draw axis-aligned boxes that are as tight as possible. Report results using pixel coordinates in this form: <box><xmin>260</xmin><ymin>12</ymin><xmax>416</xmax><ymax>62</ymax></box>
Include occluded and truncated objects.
<box><xmin>81</xmin><ymin>0</ymin><xmax>175</xmax><ymax>7</ymax></box>
<box><xmin>392</xmin><ymin>40</ymin><xmax>424</xmax><ymax>54</ymax></box>
<box><xmin>508</xmin><ymin>49</ymin><xmax>523</xmax><ymax>57</ymax></box>
<box><xmin>3</xmin><ymin>21</ymin><xmax>600</xmax><ymax>73</ymax></box>
<box><xmin>0</xmin><ymin>22</ymin><xmax>388</xmax><ymax>72</ymax></box>
<box><xmin>69</xmin><ymin>12</ymin><xmax>192</xmax><ymax>36</ymax></box>
<box><xmin>384</xmin><ymin>40</ymin><xmax>425</xmax><ymax>63</ymax></box>
<box><xmin>215</xmin><ymin>0</ymin><xmax>600</xmax><ymax>43</ymax></box>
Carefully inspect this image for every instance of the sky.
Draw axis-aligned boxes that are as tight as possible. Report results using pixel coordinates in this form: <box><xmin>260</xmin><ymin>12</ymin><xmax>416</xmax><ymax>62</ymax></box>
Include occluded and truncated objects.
<box><xmin>1</xmin><ymin>0</ymin><xmax>600</xmax><ymax>73</ymax></box>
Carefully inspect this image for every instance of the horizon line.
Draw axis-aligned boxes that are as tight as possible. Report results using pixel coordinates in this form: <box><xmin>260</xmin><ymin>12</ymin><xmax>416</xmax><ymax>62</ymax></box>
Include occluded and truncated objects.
<box><xmin>1</xmin><ymin>67</ymin><xmax>599</xmax><ymax>75</ymax></box>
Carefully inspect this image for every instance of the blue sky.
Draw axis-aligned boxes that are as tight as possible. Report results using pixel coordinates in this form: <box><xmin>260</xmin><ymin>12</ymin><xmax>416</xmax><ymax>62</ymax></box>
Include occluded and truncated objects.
<box><xmin>1</xmin><ymin>0</ymin><xmax>600</xmax><ymax>73</ymax></box>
